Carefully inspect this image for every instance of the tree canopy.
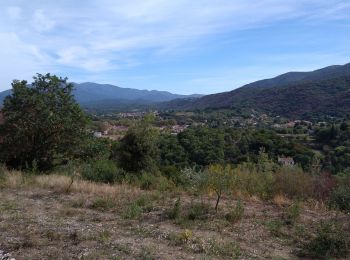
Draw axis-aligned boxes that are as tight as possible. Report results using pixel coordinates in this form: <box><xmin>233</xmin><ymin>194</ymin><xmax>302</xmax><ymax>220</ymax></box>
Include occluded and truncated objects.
<box><xmin>0</xmin><ymin>74</ymin><xmax>88</xmax><ymax>170</ymax></box>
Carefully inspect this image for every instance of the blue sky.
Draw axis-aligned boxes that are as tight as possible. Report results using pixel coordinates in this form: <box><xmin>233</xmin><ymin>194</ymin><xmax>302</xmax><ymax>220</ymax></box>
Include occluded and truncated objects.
<box><xmin>1</xmin><ymin>0</ymin><xmax>350</xmax><ymax>94</ymax></box>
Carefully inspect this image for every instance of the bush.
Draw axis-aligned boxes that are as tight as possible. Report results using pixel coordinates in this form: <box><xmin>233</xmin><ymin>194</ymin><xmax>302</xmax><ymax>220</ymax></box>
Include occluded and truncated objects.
<box><xmin>225</xmin><ymin>200</ymin><xmax>244</xmax><ymax>223</ymax></box>
<box><xmin>81</xmin><ymin>160</ymin><xmax>122</xmax><ymax>184</ymax></box>
<box><xmin>305</xmin><ymin>221</ymin><xmax>349</xmax><ymax>258</ymax></box>
<box><xmin>123</xmin><ymin>202</ymin><xmax>143</xmax><ymax>219</ymax></box>
<box><xmin>284</xmin><ymin>202</ymin><xmax>301</xmax><ymax>225</ymax></box>
<box><xmin>0</xmin><ymin>165</ymin><xmax>6</xmax><ymax>187</ymax></box>
<box><xmin>187</xmin><ymin>202</ymin><xmax>210</xmax><ymax>220</ymax></box>
<box><xmin>160</xmin><ymin>165</ymin><xmax>186</xmax><ymax>186</ymax></box>
<box><xmin>139</xmin><ymin>171</ymin><xmax>175</xmax><ymax>191</ymax></box>
<box><xmin>233</xmin><ymin>163</ymin><xmax>276</xmax><ymax>200</ymax></box>
<box><xmin>266</xmin><ymin>219</ymin><xmax>284</xmax><ymax>237</ymax></box>
<box><xmin>123</xmin><ymin>194</ymin><xmax>159</xmax><ymax>219</ymax></box>
<box><xmin>329</xmin><ymin>186</ymin><xmax>350</xmax><ymax>212</ymax></box>
<box><xmin>274</xmin><ymin>166</ymin><xmax>313</xmax><ymax>199</ymax></box>
<box><xmin>166</xmin><ymin>198</ymin><xmax>181</xmax><ymax>220</ymax></box>
<box><xmin>90</xmin><ymin>197</ymin><xmax>115</xmax><ymax>211</ymax></box>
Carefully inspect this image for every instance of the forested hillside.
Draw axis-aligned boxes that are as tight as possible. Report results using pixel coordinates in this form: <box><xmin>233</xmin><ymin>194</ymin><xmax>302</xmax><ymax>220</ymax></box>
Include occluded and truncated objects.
<box><xmin>162</xmin><ymin>63</ymin><xmax>350</xmax><ymax>119</ymax></box>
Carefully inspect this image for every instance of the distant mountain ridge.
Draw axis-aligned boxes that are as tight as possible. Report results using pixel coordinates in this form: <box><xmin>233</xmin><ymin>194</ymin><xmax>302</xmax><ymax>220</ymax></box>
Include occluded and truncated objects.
<box><xmin>0</xmin><ymin>82</ymin><xmax>203</xmax><ymax>108</ymax></box>
<box><xmin>161</xmin><ymin>63</ymin><xmax>350</xmax><ymax>119</ymax></box>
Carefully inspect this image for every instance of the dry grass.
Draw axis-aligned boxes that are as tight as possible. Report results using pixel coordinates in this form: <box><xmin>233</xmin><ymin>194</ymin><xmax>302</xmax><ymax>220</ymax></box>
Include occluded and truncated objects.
<box><xmin>2</xmin><ymin>171</ymin><xmax>142</xmax><ymax>200</ymax></box>
<box><xmin>0</xmin><ymin>170</ymin><xmax>349</xmax><ymax>259</ymax></box>
<box><xmin>2</xmin><ymin>171</ymin><xmax>24</xmax><ymax>188</ymax></box>
<box><xmin>272</xmin><ymin>194</ymin><xmax>292</xmax><ymax>207</ymax></box>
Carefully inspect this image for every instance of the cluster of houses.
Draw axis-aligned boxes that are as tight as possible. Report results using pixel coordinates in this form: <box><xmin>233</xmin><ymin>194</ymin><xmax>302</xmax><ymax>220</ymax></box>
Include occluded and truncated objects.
<box><xmin>273</xmin><ymin>120</ymin><xmax>313</xmax><ymax>129</ymax></box>
<box><xmin>278</xmin><ymin>156</ymin><xmax>295</xmax><ymax>166</ymax></box>
<box><xmin>117</xmin><ymin>111</ymin><xmax>159</xmax><ymax>119</ymax></box>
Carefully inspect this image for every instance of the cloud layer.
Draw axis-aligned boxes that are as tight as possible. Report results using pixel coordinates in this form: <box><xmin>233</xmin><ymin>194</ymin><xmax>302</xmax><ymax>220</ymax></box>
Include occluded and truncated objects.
<box><xmin>0</xmin><ymin>0</ymin><xmax>350</xmax><ymax>93</ymax></box>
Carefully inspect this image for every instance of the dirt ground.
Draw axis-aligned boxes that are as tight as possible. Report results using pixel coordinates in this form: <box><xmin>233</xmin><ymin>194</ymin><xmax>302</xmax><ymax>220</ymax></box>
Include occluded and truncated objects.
<box><xmin>0</xmin><ymin>182</ymin><xmax>349</xmax><ymax>259</ymax></box>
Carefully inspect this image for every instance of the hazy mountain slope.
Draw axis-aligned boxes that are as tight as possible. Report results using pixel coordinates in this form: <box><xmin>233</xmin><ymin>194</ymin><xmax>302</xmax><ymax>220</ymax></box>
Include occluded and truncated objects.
<box><xmin>0</xmin><ymin>82</ymin><xmax>202</xmax><ymax>108</ymax></box>
<box><xmin>161</xmin><ymin>63</ymin><xmax>350</xmax><ymax>118</ymax></box>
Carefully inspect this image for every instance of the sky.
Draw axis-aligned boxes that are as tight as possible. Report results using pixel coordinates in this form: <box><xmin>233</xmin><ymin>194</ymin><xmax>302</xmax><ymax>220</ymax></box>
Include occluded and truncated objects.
<box><xmin>1</xmin><ymin>0</ymin><xmax>350</xmax><ymax>94</ymax></box>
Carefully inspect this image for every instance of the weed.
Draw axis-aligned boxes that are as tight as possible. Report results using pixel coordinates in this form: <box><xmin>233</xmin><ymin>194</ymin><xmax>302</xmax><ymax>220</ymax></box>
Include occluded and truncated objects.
<box><xmin>90</xmin><ymin>197</ymin><xmax>115</xmax><ymax>211</ymax></box>
<box><xmin>166</xmin><ymin>198</ymin><xmax>181</xmax><ymax>220</ymax></box>
<box><xmin>203</xmin><ymin>239</ymin><xmax>241</xmax><ymax>258</ymax></box>
<box><xmin>284</xmin><ymin>202</ymin><xmax>301</xmax><ymax>225</ymax></box>
<box><xmin>46</xmin><ymin>230</ymin><xmax>62</xmax><ymax>241</ymax></box>
<box><xmin>123</xmin><ymin>202</ymin><xmax>143</xmax><ymax>219</ymax></box>
<box><xmin>266</xmin><ymin>219</ymin><xmax>284</xmax><ymax>237</ymax></box>
<box><xmin>0</xmin><ymin>200</ymin><xmax>18</xmax><ymax>211</ymax></box>
<box><xmin>134</xmin><ymin>194</ymin><xmax>154</xmax><ymax>212</ymax></box>
<box><xmin>114</xmin><ymin>243</ymin><xmax>132</xmax><ymax>255</ymax></box>
<box><xmin>71</xmin><ymin>197</ymin><xmax>85</xmax><ymax>208</ymax></box>
<box><xmin>186</xmin><ymin>202</ymin><xmax>210</xmax><ymax>220</ymax></box>
<box><xmin>225</xmin><ymin>199</ymin><xmax>244</xmax><ymax>223</ymax></box>
<box><xmin>99</xmin><ymin>230</ymin><xmax>111</xmax><ymax>243</ymax></box>
<box><xmin>0</xmin><ymin>165</ymin><xmax>5</xmax><ymax>187</ymax></box>
<box><xmin>139</xmin><ymin>245</ymin><xmax>156</xmax><ymax>260</ymax></box>
<box><xmin>168</xmin><ymin>229</ymin><xmax>193</xmax><ymax>245</ymax></box>
<box><xmin>122</xmin><ymin>193</ymin><xmax>158</xmax><ymax>219</ymax></box>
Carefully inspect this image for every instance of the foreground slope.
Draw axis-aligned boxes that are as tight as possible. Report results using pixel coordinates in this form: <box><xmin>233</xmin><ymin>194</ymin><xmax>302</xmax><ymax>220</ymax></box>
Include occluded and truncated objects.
<box><xmin>1</xmin><ymin>173</ymin><xmax>349</xmax><ymax>259</ymax></box>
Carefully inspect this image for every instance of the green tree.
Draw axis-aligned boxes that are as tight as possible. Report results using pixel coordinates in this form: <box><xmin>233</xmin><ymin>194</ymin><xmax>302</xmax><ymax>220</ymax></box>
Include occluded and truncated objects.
<box><xmin>116</xmin><ymin>116</ymin><xmax>159</xmax><ymax>173</ymax></box>
<box><xmin>0</xmin><ymin>74</ymin><xmax>88</xmax><ymax>170</ymax></box>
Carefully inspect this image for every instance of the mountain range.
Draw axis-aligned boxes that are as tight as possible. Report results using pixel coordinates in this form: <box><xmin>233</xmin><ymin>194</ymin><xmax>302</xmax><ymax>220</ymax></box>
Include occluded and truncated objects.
<box><xmin>162</xmin><ymin>63</ymin><xmax>350</xmax><ymax>119</ymax></box>
<box><xmin>1</xmin><ymin>63</ymin><xmax>350</xmax><ymax>118</ymax></box>
<box><xmin>0</xmin><ymin>82</ymin><xmax>202</xmax><ymax>110</ymax></box>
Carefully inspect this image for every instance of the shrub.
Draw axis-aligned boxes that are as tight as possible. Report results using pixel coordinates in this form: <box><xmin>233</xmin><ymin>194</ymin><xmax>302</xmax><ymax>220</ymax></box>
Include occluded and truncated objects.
<box><xmin>161</xmin><ymin>165</ymin><xmax>186</xmax><ymax>186</ymax></box>
<box><xmin>225</xmin><ymin>200</ymin><xmax>244</xmax><ymax>223</ymax></box>
<box><xmin>166</xmin><ymin>198</ymin><xmax>181</xmax><ymax>220</ymax></box>
<box><xmin>187</xmin><ymin>202</ymin><xmax>210</xmax><ymax>220</ymax></box>
<box><xmin>0</xmin><ymin>165</ymin><xmax>6</xmax><ymax>186</ymax></box>
<box><xmin>284</xmin><ymin>202</ymin><xmax>301</xmax><ymax>225</ymax></box>
<box><xmin>233</xmin><ymin>163</ymin><xmax>276</xmax><ymax>201</ymax></box>
<box><xmin>305</xmin><ymin>221</ymin><xmax>349</xmax><ymax>258</ymax></box>
<box><xmin>81</xmin><ymin>160</ymin><xmax>121</xmax><ymax>184</ymax></box>
<box><xmin>123</xmin><ymin>194</ymin><xmax>158</xmax><ymax>219</ymax></box>
<box><xmin>139</xmin><ymin>171</ymin><xmax>175</xmax><ymax>191</ymax></box>
<box><xmin>123</xmin><ymin>202</ymin><xmax>143</xmax><ymax>219</ymax></box>
<box><xmin>266</xmin><ymin>219</ymin><xmax>284</xmax><ymax>237</ymax></box>
<box><xmin>204</xmin><ymin>164</ymin><xmax>234</xmax><ymax>211</ymax></box>
<box><xmin>274</xmin><ymin>166</ymin><xmax>313</xmax><ymax>199</ymax></box>
<box><xmin>312</xmin><ymin>172</ymin><xmax>337</xmax><ymax>201</ymax></box>
<box><xmin>139</xmin><ymin>171</ymin><xmax>156</xmax><ymax>190</ymax></box>
<box><xmin>90</xmin><ymin>197</ymin><xmax>115</xmax><ymax>211</ymax></box>
<box><xmin>203</xmin><ymin>239</ymin><xmax>241</xmax><ymax>258</ymax></box>
<box><xmin>329</xmin><ymin>186</ymin><xmax>350</xmax><ymax>212</ymax></box>
<box><xmin>178</xmin><ymin>229</ymin><xmax>193</xmax><ymax>244</ymax></box>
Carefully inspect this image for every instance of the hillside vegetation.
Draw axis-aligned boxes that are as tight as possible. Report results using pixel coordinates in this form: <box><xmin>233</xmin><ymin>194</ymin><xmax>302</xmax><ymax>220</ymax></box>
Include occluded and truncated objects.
<box><xmin>1</xmin><ymin>74</ymin><xmax>350</xmax><ymax>259</ymax></box>
<box><xmin>162</xmin><ymin>63</ymin><xmax>350</xmax><ymax>119</ymax></box>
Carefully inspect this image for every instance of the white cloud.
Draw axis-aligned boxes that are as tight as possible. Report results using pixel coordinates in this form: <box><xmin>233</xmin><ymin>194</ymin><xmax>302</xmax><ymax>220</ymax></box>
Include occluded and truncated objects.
<box><xmin>32</xmin><ymin>9</ymin><xmax>56</xmax><ymax>32</ymax></box>
<box><xmin>0</xmin><ymin>0</ymin><xmax>349</xmax><ymax>90</ymax></box>
<box><xmin>0</xmin><ymin>32</ymin><xmax>54</xmax><ymax>89</ymax></box>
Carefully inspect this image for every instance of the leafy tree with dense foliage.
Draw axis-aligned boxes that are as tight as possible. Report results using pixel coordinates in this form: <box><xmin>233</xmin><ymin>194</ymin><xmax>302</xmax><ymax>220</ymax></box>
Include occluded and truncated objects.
<box><xmin>178</xmin><ymin>128</ymin><xmax>225</xmax><ymax>166</ymax></box>
<box><xmin>116</xmin><ymin>115</ymin><xmax>159</xmax><ymax>173</ymax></box>
<box><xmin>0</xmin><ymin>74</ymin><xmax>88</xmax><ymax>170</ymax></box>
